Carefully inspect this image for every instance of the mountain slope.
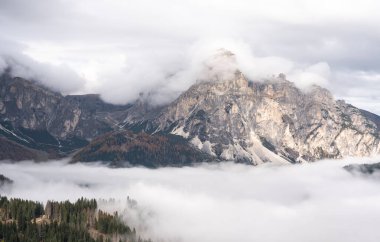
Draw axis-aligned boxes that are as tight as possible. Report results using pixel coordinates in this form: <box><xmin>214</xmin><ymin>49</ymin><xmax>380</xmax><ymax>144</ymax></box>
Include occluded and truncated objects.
<box><xmin>0</xmin><ymin>137</ymin><xmax>50</xmax><ymax>161</ymax></box>
<box><xmin>360</xmin><ymin>109</ymin><xmax>380</xmax><ymax>133</ymax></box>
<box><xmin>72</xmin><ymin>130</ymin><xmax>215</xmax><ymax>167</ymax></box>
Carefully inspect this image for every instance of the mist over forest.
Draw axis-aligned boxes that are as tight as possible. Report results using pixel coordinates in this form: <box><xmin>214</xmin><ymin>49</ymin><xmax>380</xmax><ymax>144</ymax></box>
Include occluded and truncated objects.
<box><xmin>1</xmin><ymin>157</ymin><xmax>380</xmax><ymax>242</ymax></box>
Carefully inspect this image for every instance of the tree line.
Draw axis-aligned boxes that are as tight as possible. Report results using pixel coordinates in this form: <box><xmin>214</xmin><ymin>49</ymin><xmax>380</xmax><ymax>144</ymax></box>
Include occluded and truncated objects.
<box><xmin>0</xmin><ymin>196</ymin><xmax>152</xmax><ymax>242</ymax></box>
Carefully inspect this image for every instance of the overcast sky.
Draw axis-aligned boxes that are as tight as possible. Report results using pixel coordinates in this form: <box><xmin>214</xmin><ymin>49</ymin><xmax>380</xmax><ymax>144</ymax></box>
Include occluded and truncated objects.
<box><xmin>0</xmin><ymin>0</ymin><xmax>379</xmax><ymax>114</ymax></box>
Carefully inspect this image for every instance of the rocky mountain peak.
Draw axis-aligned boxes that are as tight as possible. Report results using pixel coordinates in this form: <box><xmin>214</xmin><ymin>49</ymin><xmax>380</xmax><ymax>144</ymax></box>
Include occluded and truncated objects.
<box><xmin>120</xmin><ymin>72</ymin><xmax>380</xmax><ymax>165</ymax></box>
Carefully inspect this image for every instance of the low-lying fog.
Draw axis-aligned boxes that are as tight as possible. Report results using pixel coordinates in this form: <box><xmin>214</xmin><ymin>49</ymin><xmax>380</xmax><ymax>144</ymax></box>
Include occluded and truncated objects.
<box><xmin>1</xmin><ymin>157</ymin><xmax>380</xmax><ymax>242</ymax></box>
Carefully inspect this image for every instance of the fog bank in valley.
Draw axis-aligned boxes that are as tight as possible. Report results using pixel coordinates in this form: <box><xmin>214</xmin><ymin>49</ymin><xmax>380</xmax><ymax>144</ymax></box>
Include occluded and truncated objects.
<box><xmin>1</xmin><ymin>157</ymin><xmax>380</xmax><ymax>242</ymax></box>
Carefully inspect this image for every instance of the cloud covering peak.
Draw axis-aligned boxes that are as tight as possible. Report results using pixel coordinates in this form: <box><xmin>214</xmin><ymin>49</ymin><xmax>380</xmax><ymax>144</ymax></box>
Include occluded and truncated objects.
<box><xmin>0</xmin><ymin>0</ymin><xmax>379</xmax><ymax>113</ymax></box>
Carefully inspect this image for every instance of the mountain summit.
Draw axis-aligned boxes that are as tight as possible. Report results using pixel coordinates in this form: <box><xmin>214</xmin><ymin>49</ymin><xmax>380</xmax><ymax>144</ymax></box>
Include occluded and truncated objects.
<box><xmin>196</xmin><ymin>48</ymin><xmax>239</xmax><ymax>83</ymax></box>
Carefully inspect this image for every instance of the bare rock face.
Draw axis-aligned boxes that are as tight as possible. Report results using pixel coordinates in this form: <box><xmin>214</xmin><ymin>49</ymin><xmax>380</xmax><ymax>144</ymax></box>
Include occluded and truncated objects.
<box><xmin>0</xmin><ymin>74</ymin><xmax>61</xmax><ymax>130</ymax></box>
<box><xmin>48</xmin><ymin>94</ymin><xmax>129</xmax><ymax>139</ymax></box>
<box><xmin>122</xmin><ymin>73</ymin><xmax>380</xmax><ymax>164</ymax></box>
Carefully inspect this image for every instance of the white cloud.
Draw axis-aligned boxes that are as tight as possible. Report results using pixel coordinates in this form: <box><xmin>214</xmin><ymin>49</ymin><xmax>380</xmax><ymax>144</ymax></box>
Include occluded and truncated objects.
<box><xmin>288</xmin><ymin>62</ymin><xmax>331</xmax><ymax>90</ymax></box>
<box><xmin>1</xmin><ymin>54</ymin><xmax>86</xmax><ymax>94</ymax></box>
<box><xmin>1</xmin><ymin>157</ymin><xmax>380</xmax><ymax>242</ymax></box>
<box><xmin>0</xmin><ymin>37</ymin><xmax>86</xmax><ymax>93</ymax></box>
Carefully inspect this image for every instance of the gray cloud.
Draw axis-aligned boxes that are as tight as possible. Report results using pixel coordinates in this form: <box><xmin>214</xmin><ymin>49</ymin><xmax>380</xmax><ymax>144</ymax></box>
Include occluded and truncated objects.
<box><xmin>0</xmin><ymin>0</ymin><xmax>379</xmax><ymax>113</ymax></box>
<box><xmin>1</xmin><ymin>157</ymin><xmax>380</xmax><ymax>242</ymax></box>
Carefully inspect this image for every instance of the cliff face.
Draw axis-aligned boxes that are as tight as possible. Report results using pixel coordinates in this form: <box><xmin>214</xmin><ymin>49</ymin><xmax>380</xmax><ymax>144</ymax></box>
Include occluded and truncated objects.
<box><xmin>48</xmin><ymin>94</ymin><xmax>128</xmax><ymax>139</ymax></box>
<box><xmin>0</xmin><ymin>73</ymin><xmax>62</xmax><ymax>130</ymax></box>
<box><xmin>121</xmin><ymin>73</ymin><xmax>380</xmax><ymax>164</ymax></box>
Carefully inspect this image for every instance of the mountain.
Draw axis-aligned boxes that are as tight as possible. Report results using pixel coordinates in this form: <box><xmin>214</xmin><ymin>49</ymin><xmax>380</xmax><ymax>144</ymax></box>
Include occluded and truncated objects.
<box><xmin>117</xmin><ymin>72</ymin><xmax>380</xmax><ymax>164</ymax></box>
<box><xmin>1</xmin><ymin>58</ymin><xmax>379</xmax><ymax>165</ymax></box>
<box><xmin>0</xmin><ymin>70</ymin><xmax>130</xmax><ymax>158</ymax></box>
